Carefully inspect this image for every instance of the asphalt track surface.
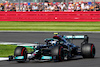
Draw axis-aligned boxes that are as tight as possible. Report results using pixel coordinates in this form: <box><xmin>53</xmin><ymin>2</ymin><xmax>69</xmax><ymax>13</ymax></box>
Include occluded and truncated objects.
<box><xmin>0</xmin><ymin>32</ymin><xmax>100</xmax><ymax>67</ymax></box>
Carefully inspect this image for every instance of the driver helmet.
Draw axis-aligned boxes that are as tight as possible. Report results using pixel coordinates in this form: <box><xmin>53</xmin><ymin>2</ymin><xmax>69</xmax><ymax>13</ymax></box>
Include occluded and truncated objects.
<box><xmin>48</xmin><ymin>41</ymin><xmax>57</xmax><ymax>46</ymax></box>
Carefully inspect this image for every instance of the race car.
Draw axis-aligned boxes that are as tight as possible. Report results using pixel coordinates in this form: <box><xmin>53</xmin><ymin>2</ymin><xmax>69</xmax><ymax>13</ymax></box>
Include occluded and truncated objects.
<box><xmin>9</xmin><ymin>33</ymin><xmax>95</xmax><ymax>63</ymax></box>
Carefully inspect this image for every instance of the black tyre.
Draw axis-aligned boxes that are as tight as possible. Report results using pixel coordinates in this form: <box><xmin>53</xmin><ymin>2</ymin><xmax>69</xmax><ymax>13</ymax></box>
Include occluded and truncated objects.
<box><xmin>51</xmin><ymin>46</ymin><xmax>64</xmax><ymax>61</ymax></box>
<box><xmin>81</xmin><ymin>43</ymin><xmax>95</xmax><ymax>58</ymax></box>
<box><xmin>14</xmin><ymin>46</ymin><xmax>27</xmax><ymax>63</ymax></box>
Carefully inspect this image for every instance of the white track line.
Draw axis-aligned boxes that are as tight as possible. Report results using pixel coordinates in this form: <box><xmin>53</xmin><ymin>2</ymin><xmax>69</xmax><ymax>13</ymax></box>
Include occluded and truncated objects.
<box><xmin>0</xmin><ymin>57</ymin><xmax>9</xmax><ymax>61</ymax></box>
<box><xmin>0</xmin><ymin>42</ymin><xmax>38</xmax><ymax>46</ymax></box>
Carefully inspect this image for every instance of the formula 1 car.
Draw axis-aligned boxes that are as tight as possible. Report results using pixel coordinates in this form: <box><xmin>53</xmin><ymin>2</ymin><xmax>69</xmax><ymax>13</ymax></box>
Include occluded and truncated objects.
<box><xmin>9</xmin><ymin>33</ymin><xmax>95</xmax><ymax>63</ymax></box>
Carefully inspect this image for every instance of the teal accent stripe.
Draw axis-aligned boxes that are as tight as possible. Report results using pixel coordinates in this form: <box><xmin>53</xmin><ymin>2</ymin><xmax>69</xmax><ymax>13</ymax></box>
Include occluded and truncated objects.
<box><xmin>15</xmin><ymin>56</ymin><xmax>24</xmax><ymax>59</ymax></box>
<box><xmin>65</xmin><ymin>35</ymin><xmax>84</xmax><ymax>39</ymax></box>
<box><xmin>24</xmin><ymin>46</ymin><xmax>34</xmax><ymax>49</ymax></box>
<box><xmin>41</xmin><ymin>56</ymin><xmax>52</xmax><ymax>59</ymax></box>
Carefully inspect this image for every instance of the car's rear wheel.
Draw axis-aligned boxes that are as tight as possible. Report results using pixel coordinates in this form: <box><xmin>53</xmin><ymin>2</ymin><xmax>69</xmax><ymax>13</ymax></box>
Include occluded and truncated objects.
<box><xmin>81</xmin><ymin>43</ymin><xmax>95</xmax><ymax>58</ymax></box>
<box><xmin>14</xmin><ymin>46</ymin><xmax>27</xmax><ymax>63</ymax></box>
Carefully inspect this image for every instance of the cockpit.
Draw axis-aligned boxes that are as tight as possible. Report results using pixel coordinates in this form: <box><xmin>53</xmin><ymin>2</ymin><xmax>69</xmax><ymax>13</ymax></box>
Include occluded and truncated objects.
<box><xmin>44</xmin><ymin>38</ymin><xmax>59</xmax><ymax>46</ymax></box>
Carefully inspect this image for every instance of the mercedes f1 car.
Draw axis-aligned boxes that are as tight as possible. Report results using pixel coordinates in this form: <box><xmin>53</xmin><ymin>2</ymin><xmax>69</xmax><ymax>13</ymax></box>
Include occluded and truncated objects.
<box><xmin>9</xmin><ymin>33</ymin><xmax>95</xmax><ymax>63</ymax></box>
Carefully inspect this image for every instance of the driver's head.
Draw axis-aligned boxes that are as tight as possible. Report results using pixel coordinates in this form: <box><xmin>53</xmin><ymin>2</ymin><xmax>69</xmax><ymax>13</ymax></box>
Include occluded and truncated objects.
<box><xmin>48</xmin><ymin>41</ymin><xmax>57</xmax><ymax>46</ymax></box>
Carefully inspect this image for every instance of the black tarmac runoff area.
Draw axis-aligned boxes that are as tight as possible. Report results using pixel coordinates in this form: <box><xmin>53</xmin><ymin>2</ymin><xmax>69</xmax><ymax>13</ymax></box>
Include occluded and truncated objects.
<box><xmin>0</xmin><ymin>32</ymin><xmax>100</xmax><ymax>67</ymax></box>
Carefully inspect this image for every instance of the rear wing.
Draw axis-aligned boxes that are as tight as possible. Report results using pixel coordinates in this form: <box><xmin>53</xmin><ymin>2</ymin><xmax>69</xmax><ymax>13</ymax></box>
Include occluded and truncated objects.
<box><xmin>63</xmin><ymin>35</ymin><xmax>89</xmax><ymax>44</ymax></box>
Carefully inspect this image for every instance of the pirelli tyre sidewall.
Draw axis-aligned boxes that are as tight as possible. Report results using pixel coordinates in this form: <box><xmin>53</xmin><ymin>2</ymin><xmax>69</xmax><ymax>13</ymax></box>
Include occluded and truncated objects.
<box><xmin>81</xmin><ymin>43</ymin><xmax>95</xmax><ymax>58</ymax></box>
<box><xmin>51</xmin><ymin>46</ymin><xmax>64</xmax><ymax>61</ymax></box>
<box><xmin>14</xmin><ymin>46</ymin><xmax>27</xmax><ymax>63</ymax></box>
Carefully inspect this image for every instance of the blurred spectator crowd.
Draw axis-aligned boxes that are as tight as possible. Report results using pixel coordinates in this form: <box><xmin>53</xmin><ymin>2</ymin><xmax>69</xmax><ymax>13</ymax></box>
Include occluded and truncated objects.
<box><xmin>0</xmin><ymin>1</ymin><xmax>100</xmax><ymax>12</ymax></box>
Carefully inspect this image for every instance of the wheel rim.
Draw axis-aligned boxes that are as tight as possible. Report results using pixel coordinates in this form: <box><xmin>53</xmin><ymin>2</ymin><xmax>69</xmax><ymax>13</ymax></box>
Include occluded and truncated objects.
<box><xmin>91</xmin><ymin>45</ymin><xmax>95</xmax><ymax>57</ymax></box>
<box><xmin>59</xmin><ymin>46</ymin><xmax>64</xmax><ymax>61</ymax></box>
<box><xmin>21</xmin><ymin>48</ymin><xmax>27</xmax><ymax>60</ymax></box>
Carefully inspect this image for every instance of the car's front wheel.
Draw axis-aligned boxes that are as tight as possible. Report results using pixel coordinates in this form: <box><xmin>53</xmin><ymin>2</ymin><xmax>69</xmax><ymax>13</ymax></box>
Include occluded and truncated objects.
<box><xmin>14</xmin><ymin>46</ymin><xmax>27</xmax><ymax>63</ymax></box>
<box><xmin>51</xmin><ymin>46</ymin><xmax>64</xmax><ymax>61</ymax></box>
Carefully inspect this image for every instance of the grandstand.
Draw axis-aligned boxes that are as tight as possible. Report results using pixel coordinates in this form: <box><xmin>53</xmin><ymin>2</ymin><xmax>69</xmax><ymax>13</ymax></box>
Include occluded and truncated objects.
<box><xmin>73</xmin><ymin>0</ymin><xmax>99</xmax><ymax>2</ymax></box>
<box><xmin>0</xmin><ymin>0</ymin><xmax>99</xmax><ymax>3</ymax></box>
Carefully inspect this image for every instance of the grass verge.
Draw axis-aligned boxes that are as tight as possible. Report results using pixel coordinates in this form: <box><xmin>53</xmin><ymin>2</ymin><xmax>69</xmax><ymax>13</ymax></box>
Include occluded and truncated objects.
<box><xmin>0</xmin><ymin>21</ymin><xmax>100</xmax><ymax>31</ymax></box>
<box><xmin>0</xmin><ymin>45</ymin><xmax>17</xmax><ymax>57</ymax></box>
<box><xmin>0</xmin><ymin>44</ymin><xmax>33</xmax><ymax>57</ymax></box>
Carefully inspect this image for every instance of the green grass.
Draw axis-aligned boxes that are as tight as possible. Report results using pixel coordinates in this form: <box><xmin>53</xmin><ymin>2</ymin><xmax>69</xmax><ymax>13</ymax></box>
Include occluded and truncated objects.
<box><xmin>0</xmin><ymin>45</ymin><xmax>33</xmax><ymax>57</ymax></box>
<box><xmin>0</xmin><ymin>21</ymin><xmax>100</xmax><ymax>31</ymax></box>
<box><xmin>0</xmin><ymin>45</ymin><xmax>17</xmax><ymax>57</ymax></box>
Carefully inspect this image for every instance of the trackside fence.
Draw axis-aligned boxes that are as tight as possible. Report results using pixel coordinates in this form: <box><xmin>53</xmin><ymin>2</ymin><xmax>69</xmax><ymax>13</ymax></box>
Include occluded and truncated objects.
<box><xmin>0</xmin><ymin>11</ymin><xmax>100</xmax><ymax>22</ymax></box>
